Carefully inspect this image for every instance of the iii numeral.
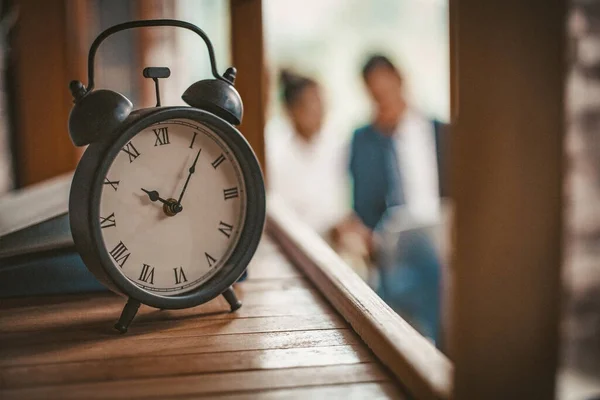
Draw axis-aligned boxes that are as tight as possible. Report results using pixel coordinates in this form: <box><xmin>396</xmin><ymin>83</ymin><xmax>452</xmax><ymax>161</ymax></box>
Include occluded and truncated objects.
<box><xmin>104</xmin><ymin>178</ymin><xmax>119</xmax><ymax>191</ymax></box>
<box><xmin>109</xmin><ymin>241</ymin><xmax>130</xmax><ymax>268</ymax></box>
<box><xmin>189</xmin><ymin>131</ymin><xmax>198</xmax><ymax>149</ymax></box>
<box><xmin>223</xmin><ymin>187</ymin><xmax>239</xmax><ymax>200</ymax></box>
<box><xmin>139</xmin><ymin>264</ymin><xmax>155</xmax><ymax>284</ymax></box>
<box><xmin>218</xmin><ymin>221</ymin><xmax>233</xmax><ymax>238</ymax></box>
<box><xmin>100</xmin><ymin>213</ymin><xmax>116</xmax><ymax>229</ymax></box>
<box><xmin>122</xmin><ymin>141</ymin><xmax>141</xmax><ymax>163</ymax></box>
<box><xmin>153</xmin><ymin>127</ymin><xmax>170</xmax><ymax>146</ymax></box>
<box><xmin>211</xmin><ymin>154</ymin><xmax>226</xmax><ymax>169</ymax></box>
<box><xmin>173</xmin><ymin>267</ymin><xmax>188</xmax><ymax>285</ymax></box>
<box><xmin>205</xmin><ymin>252</ymin><xmax>217</xmax><ymax>268</ymax></box>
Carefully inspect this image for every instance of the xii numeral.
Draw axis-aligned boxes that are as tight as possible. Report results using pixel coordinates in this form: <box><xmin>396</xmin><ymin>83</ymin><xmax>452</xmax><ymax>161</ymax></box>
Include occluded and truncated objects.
<box><xmin>104</xmin><ymin>178</ymin><xmax>119</xmax><ymax>191</ymax></box>
<box><xmin>173</xmin><ymin>267</ymin><xmax>188</xmax><ymax>285</ymax></box>
<box><xmin>139</xmin><ymin>264</ymin><xmax>155</xmax><ymax>284</ymax></box>
<box><xmin>122</xmin><ymin>141</ymin><xmax>141</xmax><ymax>163</ymax></box>
<box><xmin>211</xmin><ymin>154</ymin><xmax>226</xmax><ymax>169</ymax></box>
<box><xmin>218</xmin><ymin>221</ymin><xmax>233</xmax><ymax>238</ymax></box>
<box><xmin>223</xmin><ymin>187</ymin><xmax>239</xmax><ymax>200</ymax></box>
<box><xmin>100</xmin><ymin>213</ymin><xmax>116</xmax><ymax>229</ymax></box>
<box><xmin>153</xmin><ymin>127</ymin><xmax>170</xmax><ymax>146</ymax></box>
<box><xmin>109</xmin><ymin>241</ymin><xmax>130</xmax><ymax>268</ymax></box>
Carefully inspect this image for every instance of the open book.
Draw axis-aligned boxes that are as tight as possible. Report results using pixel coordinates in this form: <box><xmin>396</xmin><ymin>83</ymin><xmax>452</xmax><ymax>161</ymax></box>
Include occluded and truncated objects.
<box><xmin>0</xmin><ymin>173</ymin><xmax>73</xmax><ymax>261</ymax></box>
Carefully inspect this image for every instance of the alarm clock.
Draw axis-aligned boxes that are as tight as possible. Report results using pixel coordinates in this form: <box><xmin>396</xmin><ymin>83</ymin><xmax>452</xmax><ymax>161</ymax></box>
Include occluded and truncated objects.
<box><xmin>67</xmin><ymin>20</ymin><xmax>266</xmax><ymax>333</ymax></box>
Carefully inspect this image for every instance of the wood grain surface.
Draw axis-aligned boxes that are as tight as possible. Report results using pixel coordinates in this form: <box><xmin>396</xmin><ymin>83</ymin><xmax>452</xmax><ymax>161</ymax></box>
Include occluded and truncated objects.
<box><xmin>0</xmin><ymin>235</ymin><xmax>406</xmax><ymax>399</ymax></box>
<box><xmin>267</xmin><ymin>196</ymin><xmax>452</xmax><ymax>400</ymax></box>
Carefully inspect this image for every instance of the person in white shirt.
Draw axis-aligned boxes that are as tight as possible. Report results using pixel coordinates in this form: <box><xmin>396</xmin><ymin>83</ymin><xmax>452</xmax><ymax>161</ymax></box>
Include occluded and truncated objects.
<box><xmin>266</xmin><ymin>70</ymin><xmax>350</xmax><ymax>240</ymax></box>
<box><xmin>344</xmin><ymin>55</ymin><xmax>448</xmax><ymax>345</ymax></box>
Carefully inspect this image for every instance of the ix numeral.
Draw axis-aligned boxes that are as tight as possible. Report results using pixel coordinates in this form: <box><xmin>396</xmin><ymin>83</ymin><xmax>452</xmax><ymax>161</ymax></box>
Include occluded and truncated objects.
<box><xmin>139</xmin><ymin>264</ymin><xmax>155</xmax><ymax>284</ymax></box>
<box><xmin>109</xmin><ymin>241</ymin><xmax>130</xmax><ymax>268</ymax></box>
<box><xmin>122</xmin><ymin>141</ymin><xmax>141</xmax><ymax>163</ymax></box>
<box><xmin>223</xmin><ymin>187</ymin><xmax>239</xmax><ymax>200</ymax></box>
<box><xmin>100</xmin><ymin>213</ymin><xmax>116</xmax><ymax>229</ymax></box>
<box><xmin>153</xmin><ymin>127</ymin><xmax>170</xmax><ymax>146</ymax></box>
<box><xmin>218</xmin><ymin>221</ymin><xmax>233</xmax><ymax>238</ymax></box>
<box><xmin>173</xmin><ymin>267</ymin><xmax>188</xmax><ymax>285</ymax></box>
<box><xmin>211</xmin><ymin>154</ymin><xmax>226</xmax><ymax>169</ymax></box>
<box><xmin>189</xmin><ymin>131</ymin><xmax>198</xmax><ymax>149</ymax></box>
<box><xmin>205</xmin><ymin>252</ymin><xmax>217</xmax><ymax>268</ymax></box>
<box><xmin>104</xmin><ymin>178</ymin><xmax>119</xmax><ymax>191</ymax></box>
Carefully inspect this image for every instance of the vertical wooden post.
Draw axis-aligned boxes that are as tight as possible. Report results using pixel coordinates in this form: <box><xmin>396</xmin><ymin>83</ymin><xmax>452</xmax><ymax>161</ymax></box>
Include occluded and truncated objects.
<box><xmin>450</xmin><ymin>1</ymin><xmax>565</xmax><ymax>399</ymax></box>
<box><xmin>229</xmin><ymin>0</ymin><xmax>266</xmax><ymax>171</ymax></box>
<box><xmin>12</xmin><ymin>0</ymin><xmax>88</xmax><ymax>186</ymax></box>
<box><xmin>134</xmin><ymin>0</ymin><xmax>175</xmax><ymax>108</ymax></box>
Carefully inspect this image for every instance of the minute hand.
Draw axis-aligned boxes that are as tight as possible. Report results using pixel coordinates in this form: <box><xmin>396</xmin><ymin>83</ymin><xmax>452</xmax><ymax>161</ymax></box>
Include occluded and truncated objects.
<box><xmin>177</xmin><ymin>149</ymin><xmax>201</xmax><ymax>205</ymax></box>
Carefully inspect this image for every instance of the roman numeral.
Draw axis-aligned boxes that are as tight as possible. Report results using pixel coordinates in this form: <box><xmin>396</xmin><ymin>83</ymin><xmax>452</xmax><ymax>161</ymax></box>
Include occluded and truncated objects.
<box><xmin>205</xmin><ymin>252</ymin><xmax>217</xmax><ymax>268</ymax></box>
<box><xmin>211</xmin><ymin>154</ymin><xmax>226</xmax><ymax>169</ymax></box>
<box><xmin>104</xmin><ymin>178</ymin><xmax>119</xmax><ymax>191</ymax></box>
<box><xmin>189</xmin><ymin>131</ymin><xmax>198</xmax><ymax>149</ymax></box>
<box><xmin>100</xmin><ymin>213</ymin><xmax>116</xmax><ymax>229</ymax></box>
<box><xmin>218</xmin><ymin>221</ymin><xmax>233</xmax><ymax>238</ymax></box>
<box><xmin>139</xmin><ymin>264</ymin><xmax>155</xmax><ymax>284</ymax></box>
<box><xmin>153</xmin><ymin>127</ymin><xmax>170</xmax><ymax>146</ymax></box>
<box><xmin>173</xmin><ymin>267</ymin><xmax>188</xmax><ymax>285</ymax></box>
<box><xmin>223</xmin><ymin>187</ymin><xmax>239</xmax><ymax>200</ymax></box>
<box><xmin>109</xmin><ymin>241</ymin><xmax>130</xmax><ymax>268</ymax></box>
<box><xmin>121</xmin><ymin>141</ymin><xmax>140</xmax><ymax>163</ymax></box>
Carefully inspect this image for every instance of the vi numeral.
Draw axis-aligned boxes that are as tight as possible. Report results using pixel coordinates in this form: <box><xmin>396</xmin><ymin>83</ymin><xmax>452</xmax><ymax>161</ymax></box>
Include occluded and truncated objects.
<box><xmin>139</xmin><ymin>264</ymin><xmax>155</xmax><ymax>284</ymax></box>
<box><xmin>100</xmin><ymin>213</ymin><xmax>116</xmax><ymax>229</ymax></box>
<box><xmin>153</xmin><ymin>127</ymin><xmax>170</xmax><ymax>146</ymax></box>
<box><xmin>122</xmin><ymin>141</ymin><xmax>141</xmax><ymax>163</ymax></box>
<box><xmin>109</xmin><ymin>241</ymin><xmax>130</xmax><ymax>268</ymax></box>
<box><xmin>173</xmin><ymin>267</ymin><xmax>188</xmax><ymax>285</ymax></box>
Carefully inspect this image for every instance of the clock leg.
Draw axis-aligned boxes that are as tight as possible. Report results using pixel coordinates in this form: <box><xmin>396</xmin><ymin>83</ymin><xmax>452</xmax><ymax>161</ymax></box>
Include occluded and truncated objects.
<box><xmin>114</xmin><ymin>298</ymin><xmax>141</xmax><ymax>333</ymax></box>
<box><xmin>222</xmin><ymin>286</ymin><xmax>242</xmax><ymax>312</ymax></box>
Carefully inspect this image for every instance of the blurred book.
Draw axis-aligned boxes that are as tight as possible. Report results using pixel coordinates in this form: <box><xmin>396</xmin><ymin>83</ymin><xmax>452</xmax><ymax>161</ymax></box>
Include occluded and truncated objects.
<box><xmin>0</xmin><ymin>173</ymin><xmax>105</xmax><ymax>297</ymax></box>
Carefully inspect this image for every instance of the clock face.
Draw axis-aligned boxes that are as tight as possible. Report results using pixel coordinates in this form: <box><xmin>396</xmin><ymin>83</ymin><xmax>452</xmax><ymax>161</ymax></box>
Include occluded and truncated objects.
<box><xmin>98</xmin><ymin>118</ymin><xmax>247</xmax><ymax>296</ymax></box>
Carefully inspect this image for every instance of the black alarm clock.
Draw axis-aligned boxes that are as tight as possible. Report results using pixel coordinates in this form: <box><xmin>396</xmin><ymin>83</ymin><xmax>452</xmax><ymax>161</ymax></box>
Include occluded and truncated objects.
<box><xmin>67</xmin><ymin>20</ymin><xmax>266</xmax><ymax>333</ymax></box>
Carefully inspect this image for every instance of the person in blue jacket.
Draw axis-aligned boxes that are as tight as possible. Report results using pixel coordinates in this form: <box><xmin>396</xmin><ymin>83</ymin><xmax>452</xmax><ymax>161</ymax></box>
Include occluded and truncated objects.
<box><xmin>348</xmin><ymin>54</ymin><xmax>448</xmax><ymax>344</ymax></box>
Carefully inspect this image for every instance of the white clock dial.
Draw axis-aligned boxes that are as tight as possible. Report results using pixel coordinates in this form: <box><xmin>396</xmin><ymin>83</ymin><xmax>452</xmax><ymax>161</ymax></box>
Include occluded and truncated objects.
<box><xmin>98</xmin><ymin>118</ymin><xmax>247</xmax><ymax>295</ymax></box>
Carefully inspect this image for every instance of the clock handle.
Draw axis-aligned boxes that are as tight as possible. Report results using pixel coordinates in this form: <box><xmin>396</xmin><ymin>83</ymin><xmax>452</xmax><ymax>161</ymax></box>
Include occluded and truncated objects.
<box><xmin>83</xmin><ymin>19</ymin><xmax>227</xmax><ymax>95</ymax></box>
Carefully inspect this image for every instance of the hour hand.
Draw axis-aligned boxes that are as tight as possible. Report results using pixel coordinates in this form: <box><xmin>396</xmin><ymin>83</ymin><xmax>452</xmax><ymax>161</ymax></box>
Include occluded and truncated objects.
<box><xmin>141</xmin><ymin>188</ymin><xmax>169</xmax><ymax>205</ymax></box>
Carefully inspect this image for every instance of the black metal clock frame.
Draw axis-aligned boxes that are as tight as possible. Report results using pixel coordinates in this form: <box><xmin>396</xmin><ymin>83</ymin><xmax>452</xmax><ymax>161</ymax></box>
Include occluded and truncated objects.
<box><xmin>67</xmin><ymin>20</ymin><xmax>266</xmax><ymax>333</ymax></box>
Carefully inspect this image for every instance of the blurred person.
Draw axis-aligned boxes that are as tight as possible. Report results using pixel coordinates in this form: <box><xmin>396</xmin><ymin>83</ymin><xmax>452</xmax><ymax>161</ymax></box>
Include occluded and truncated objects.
<box><xmin>266</xmin><ymin>70</ymin><xmax>350</xmax><ymax>240</ymax></box>
<box><xmin>346</xmin><ymin>54</ymin><xmax>448</xmax><ymax>344</ymax></box>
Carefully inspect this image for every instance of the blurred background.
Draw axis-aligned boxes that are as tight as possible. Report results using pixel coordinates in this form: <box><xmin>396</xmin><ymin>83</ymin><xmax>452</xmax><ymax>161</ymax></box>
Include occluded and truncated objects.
<box><xmin>0</xmin><ymin>0</ymin><xmax>597</xmax><ymax>398</ymax></box>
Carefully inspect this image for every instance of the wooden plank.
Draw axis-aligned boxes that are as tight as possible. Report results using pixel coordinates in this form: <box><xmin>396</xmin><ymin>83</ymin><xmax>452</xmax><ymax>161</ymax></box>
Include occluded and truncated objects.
<box><xmin>0</xmin><ymin>276</ymin><xmax>309</xmax><ymax>310</ymax></box>
<box><xmin>0</xmin><ymin>329</ymin><xmax>360</xmax><ymax>367</ymax></box>
<box><xmin>267</xmin><ymin>197</ymin><xmax>452</xmax><ymax>400</ymax></box>
<box><xmin>230</xmin><ymin>0</ymin><xmax>267</xmax><ymax>170</ymax></box>
<box><xmin>0</xmin><ymin>363</ymin><xmax>389</xmax><ymax>400</ymax></box>
<box><xmin>450</xmin><ymin>1</ymin><xmax>565</xmax><ymax>399</ymax></box>
<box><xmin>209</xmin><ymin>382</ymin><xmax>406</xmax><ymax>400</ymax></box>
<box><xmin>0</xmin><ymin>345</ymin><xmax>371</xmax><ymax>388</ymax></box>
<box><xmin>0</xmin><ymin>286</ymin><xmax>331</xmax><ymax>333</ymax></box>
<box><xmin>0</xmin><ymin>314</ymin><xmax>346</xmax><ymax>347</ymax></box>
<box><xmin>246</xmin><ymin>257</ymin><xmax>303</xmax><ymax>280</ymax></box>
